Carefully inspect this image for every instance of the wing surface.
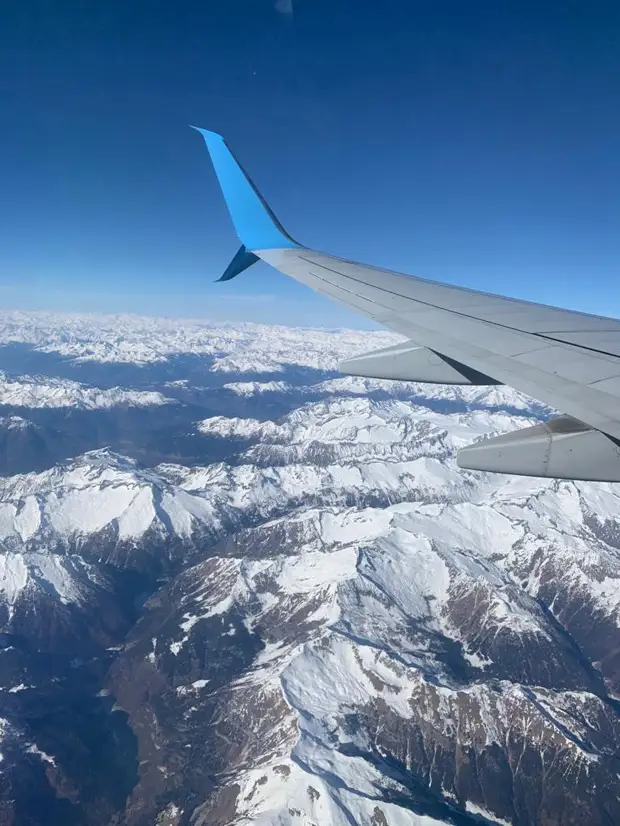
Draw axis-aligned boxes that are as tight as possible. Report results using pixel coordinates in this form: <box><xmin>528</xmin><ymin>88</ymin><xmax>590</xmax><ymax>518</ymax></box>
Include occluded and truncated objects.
<box><xmin>195</xmin><ymin>128</ymin><xmax>620</xmax><ymax>481</ymax></box>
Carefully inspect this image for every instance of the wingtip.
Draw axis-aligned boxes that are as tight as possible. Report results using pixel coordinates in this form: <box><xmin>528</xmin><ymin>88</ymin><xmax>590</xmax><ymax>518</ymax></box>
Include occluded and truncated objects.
<box><xmin>190</xmin><ymin>125</ymin><xmax>225</xmax><ymax>143</ymax></box>
<box><xmin>193</xmin><ymin>126</ymin><xmax>300</xmax><ymax>252</ymax></box>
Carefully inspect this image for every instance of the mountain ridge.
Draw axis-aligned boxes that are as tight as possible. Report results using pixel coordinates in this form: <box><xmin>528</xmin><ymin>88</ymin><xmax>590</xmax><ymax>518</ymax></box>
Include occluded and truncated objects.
<box><xmin>0</xmin><ymin>314</ymin><xmax>619</xmax><ymax>826</ymax></box>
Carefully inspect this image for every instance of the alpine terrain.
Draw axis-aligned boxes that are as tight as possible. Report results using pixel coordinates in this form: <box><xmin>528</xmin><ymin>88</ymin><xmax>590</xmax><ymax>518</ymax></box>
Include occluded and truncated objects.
<box><xmin>0</xmin><ymin>311</ymin><xmax>619</xmax><ymax>826</ymax></box>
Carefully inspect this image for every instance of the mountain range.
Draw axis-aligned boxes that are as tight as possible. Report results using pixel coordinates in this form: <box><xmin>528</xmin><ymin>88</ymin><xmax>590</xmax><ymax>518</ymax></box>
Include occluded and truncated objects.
<box><xmin>0</xmin><ymin>311</ymin><xmax>619</xmax><ymax>826</ymax></box>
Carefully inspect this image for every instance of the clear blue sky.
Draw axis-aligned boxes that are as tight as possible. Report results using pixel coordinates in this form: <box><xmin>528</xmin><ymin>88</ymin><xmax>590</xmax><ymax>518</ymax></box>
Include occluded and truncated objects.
<box><xmin>1</xmin><ymin>0</ymin><xmax>619</xmax><ymax>326</ymax></box>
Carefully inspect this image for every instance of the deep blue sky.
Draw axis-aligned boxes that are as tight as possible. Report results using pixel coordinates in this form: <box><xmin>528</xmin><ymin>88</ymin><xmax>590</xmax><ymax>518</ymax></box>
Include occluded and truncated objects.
<box><xmin>1</xmin><ymin>0</ymin><xmax>619</xmax><ymax>326</ymax></box>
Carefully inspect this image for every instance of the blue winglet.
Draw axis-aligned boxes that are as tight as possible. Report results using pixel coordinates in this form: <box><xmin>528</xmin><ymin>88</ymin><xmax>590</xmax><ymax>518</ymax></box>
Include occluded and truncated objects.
<box><xmin>192</xmin><ymin>127</ymin><xmax>300</xmax><ymax>252</ymax></box>
<box><xmin>217</xmin><ymin>244</ymin><xmax>260</xmax><ymax>282</ymax></box>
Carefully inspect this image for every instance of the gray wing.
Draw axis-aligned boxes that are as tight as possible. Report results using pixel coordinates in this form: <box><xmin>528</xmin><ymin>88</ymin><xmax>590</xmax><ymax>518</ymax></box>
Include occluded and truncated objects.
<box><xmin>195</xmin><ymin>128</ymin><xmax>620</xmax><ymax>482</ymax></box>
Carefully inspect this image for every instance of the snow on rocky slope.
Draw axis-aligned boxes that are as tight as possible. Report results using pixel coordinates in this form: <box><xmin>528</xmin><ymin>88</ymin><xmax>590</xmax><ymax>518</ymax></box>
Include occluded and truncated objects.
<box><xmin>221</xmin><ymin>374</ymin><xmax>549</xmax><ymax>415</ymax></box>
<box><xmin>198</xmin><ymin>396</ymin><xmax>535</xmax><ymax>467</ymax></box>
<box><xmin>0</xmin><ymin>371</ymin><xmax>174</xmax><ymax>409</ymax></box>
<box><xmin>0</xmin><ymin>309</ymin><xmax>398</xmax><ymax>370</ymax></box>
<box><xmin>0</xmin><ymin>397</ymin><xmax>531</xmax><ymax>573</ymax></box>
<box><xmin>1</xmin><ymin>313</ymin><xmax>620</xmax><ymax>826</ymax></box>
<box><xmin>108</xmin><ymin>467</ymin><xmax>620</xmax><ymax>826</ymax></box>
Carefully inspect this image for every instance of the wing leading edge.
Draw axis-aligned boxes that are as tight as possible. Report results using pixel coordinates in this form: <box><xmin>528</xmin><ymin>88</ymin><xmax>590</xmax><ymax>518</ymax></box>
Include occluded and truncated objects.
<box><xmin>195</xmin><ymin>128</ymin><xmax>620</xmax><ymax>482</ymax></box>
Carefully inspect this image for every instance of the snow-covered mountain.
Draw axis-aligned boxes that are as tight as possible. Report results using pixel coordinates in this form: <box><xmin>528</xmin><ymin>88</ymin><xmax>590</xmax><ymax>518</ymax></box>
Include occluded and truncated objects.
<box><xmin>108</xmin><ymin>448</ymin><xmax>620</xmax><ymax>826</ymax></box>
<box><xmin>0</xmin><ymin>312</ymin><xmax>619</xmax><ymax>826</ymax></box>
<box><xmin>0</xmin><ymin>371</ymin><xmax>174</xmax><ymax>409</ymax></box>
<box><xmin>0</xmin><ymin>309</ymin><xmax>397</xmax><ymax>370</ymax></box>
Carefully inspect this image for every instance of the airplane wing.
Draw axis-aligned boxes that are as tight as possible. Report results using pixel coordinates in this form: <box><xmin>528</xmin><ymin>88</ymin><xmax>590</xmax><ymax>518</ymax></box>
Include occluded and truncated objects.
<box><xmin>194</xmin><ymin>128</ymin><xmax>620</xmax><ymax>482</ymax></box>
